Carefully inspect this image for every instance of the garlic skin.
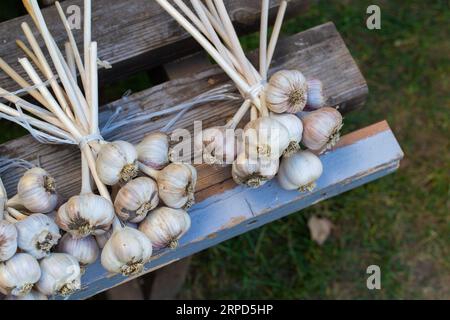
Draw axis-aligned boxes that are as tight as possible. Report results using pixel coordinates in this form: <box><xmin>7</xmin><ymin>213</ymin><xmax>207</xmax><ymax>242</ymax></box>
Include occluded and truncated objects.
<box><xmin>95</xmin><ymin>228</ymin><xmax>113</xmax><ymax>249</ymax></box>
<box><xmin>232</xmin><ymin>152</ymin><xmax>279</xmax><ymax>188</ymax></box>
<box><xmin>156</xmin><ymin>163</ymin><xmax>197</xmax><ymax>210</ymax></box>
<box><xmin>243</xmin><ymin>117</ymin><xmax>290</xmax><ymax>160</ymax></box>
<box><xmin>101</xmin><ymin>227</ymin><xmax>152</xmax><ymax>276</ymax></box>
<box><xmin>56</xmin><ymin>193</ymin><xmax>115</xmax><ymax>238</ymax></box>
<box><xmin>265</xmin><ymin>70</ymin><xmax>308</xmax><ymax>114</ymax></box>
<box><xmin>7</xmin><ymin>168</ymin><xmax>58</xmax><ymax>213</ymax></box>
<box><xmin>0</xmin><ymin>221</ymin><xmax>17</xmax><ymax>262</ymax></box>
<box><xmin>270</xmin><ymin>113</ymin><xmax>304</xmax><ymax>156</ymax></box>
<box><xmin>306</xmin><ymin>79</ymin><xmax>326</xmax><ymax>109</ymax></box>
<box><xmin>5</xmin><ymin>290</ymin><xmax>48</xmax><ymax>300</ymax></box>
<box><xmin>37</xmin><ymin>253</ymin><xmax>81</xmax><ymax>297</ymax></box>
<box><xmin>0</xmin><ymin>253</ymin><xmax>41</xmax><ymax>297</ymax></box>
<box><xmin>194</xmin><ymin>127</ymin><xmax>236</xmax><ymax>165</ymax></box>
<box><xmin>139</xmin><ymin>207</ymin><xmax>191</xmax><ymax>250</ymax></box>
<box><xmin>278</xmin><ymin>150</ymin><xmax>323</xmax><ymax>192</ymax></box>
<box><xmin>15</xmin><ymin>213</ymin><xmax>61</xmax><ymax>259</ymax></box>
<box><xmin>57</xmin><ymin>233</ymin><xmax>99</xmax><ymax>267</ymax></box>
<box><xmin>301</xmin><ymin>107</ymin><xmax>343</xmax><ymax>152</ymax></box>
<box><xmin>137</xmin><ymin>132</ymin><xmax>170</xmax><ymax>170</ymax></box>
<box><xmin>96</xmin><ymin>141</ymin><xmax>139</xmax><ymax>185</ymax></box>
<box><xmin>114</xmin><ymin>177</ymin><xmax>159</xmax><ymax>223</ymax></box>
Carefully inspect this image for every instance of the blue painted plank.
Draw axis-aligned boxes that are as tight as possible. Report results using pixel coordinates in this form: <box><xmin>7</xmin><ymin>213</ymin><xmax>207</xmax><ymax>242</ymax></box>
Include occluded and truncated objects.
<box><xmin>64</xmin><ymin>121</ymin><xmax>404</xmax><ymax>300</ymax></box>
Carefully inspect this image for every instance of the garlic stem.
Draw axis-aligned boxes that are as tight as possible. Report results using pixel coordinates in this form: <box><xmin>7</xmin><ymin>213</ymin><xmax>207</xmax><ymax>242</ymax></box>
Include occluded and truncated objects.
<box><xmin>214</xmin><ymin>0</ymin><xmax>258</xmax><ymax>85</ymax></box>
<box><xmin>259</xmin><ymin>0</ymin><xmax>269</xmax><ymax>80</ymax></box>
<box><xmin>0</xmin><ymin>102</ymin><xmax>73</xmax><ymax>141</ymax></box>
<box><xmin>80</xmin><ymin>154</ymin><xmax>92</xmax><ymax>194</ymax></box>
<box><xmin>0</xmin><ymin>87</ymin><xmax>64</xmax><ymax>129</ymax></box>
<box><xmin>6</xmin><ymin>207</ymin><xmax>28</xmax><ymax>221</ymax></box>
<box><xmin>227</xmin><ymin>99</ymin><xmax>252</xmax><ymax>129</ymax></box>
<box><xmin>267</xmin><ymin>0</ymin><xmax>288</xmax><ymax>69</ymax></box>
<box><xmin>89</xmin><ymin>42</ymin><xmax>99</xmax><ymax>135</ymax></box>
<box><xmin>55</xmin><ymin>1</ymin><xmax>87</xmax><ymax>90</ymax></box>
<box><xmin>15</xmin><ymin>39</ymin><xmax>45</xmax><ymax>74</ymax></box>
<box><xmin>84</xmin><ymin>0</ymin><xmax>92</xmax><ymax>104</ymax></box>
<box><xmin>138</xmin><ymin>162</ymin><xmax>159</xmax><ymax>180</ymax></box>
<box><xmin>0</xmin><ymin>57</ymin><xmax>54</xmax><ymax>112</ymax></box>
<box><xmin>21</xmin><ymin>22</ymin><xmax>76</xmax><ymax>123</ymax></box>
<box><xmin>65</xmin><ymin>42</ymin><xmax>77</xmax><ymax>80</ymax></box>
<box><xmin>155</xmin><ymin>0</ymin><xmax>250</xmax><ymax>95</ymax></box>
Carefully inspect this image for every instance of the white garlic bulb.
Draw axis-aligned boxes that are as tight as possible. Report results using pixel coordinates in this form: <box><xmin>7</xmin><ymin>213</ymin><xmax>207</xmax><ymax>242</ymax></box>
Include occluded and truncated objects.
<box><xmin>137</xmin><ymin>132</ymin><xmax>170</xmax><ymax>170</ymax></box>
<box><xmin>265</xmin><ymin>70</ymin><xmax>308</xmax><ymax>114</ymax></box>
<box><xmin>57</xmin><ymin>233</ymin><xmax>99</xmax><ymax>267</ymax></box>
<box><xmin>301</xmin><ymin>107</ymin><xmax>343</xmax><ymax>152</ymax></box>
<box><xmin>194</xmin><ymin>126</ymin><xmax>236</xmax><ymax>165</ymax></box>
<box><xmin>15</xmin><ymin>213</ymin><xmax>61</xmax><ymax>259</ymax></box>
<box><xmin>0</xmin><ymin>177</ymin><xmax>6</xmax><ymax>220</ymax></box>
<box><xmin>96</xmin><ymin>141</ymin><xmax>139</xmax><ymax>185</ymax></box>
<box><xmin>56</xmin><ymin>193</ymin><xmax>115</xmax><ymax>238</ymax></box>
<box><xmin>0</xmin><ymin>253</ymin><xmax>41</xmax><ymax>297</ymax></box>
<box><xmin>140</xmin><ymin>163</ymin><xmax>197</xmax><ymax>210</ymax></box>
<box><xmin>232</xmin><ymin>152</ymin><xmax>279</xmax><ymax>188</ymax></box>
<box><xmin>139</xmin><ymin>207</ymin><xmax>191</xmax><ymax>250</ymax></box>
<box><xmin>278</xmin><ymin>150</ymin><xmax>323</xmax><ymax>192</ymax></box>
<box><xmin>101</xmin><ymin>227</ymin><xmax>152</xmax><ymax>276</ymax></box>
<box><xmin>114</xmin><ymin>177</ymin><xmax>159</xmax><ymax>223</ymax></box>
<box><xmin>0</xmin><ymin>221</ymin><xmax>17</xmax><ymax>262</ymax></box>
<box><xmin>270</xmin><ymin>113</ymin><xmax>304</xmax><ymax>156</ymax></box>
<box><xmin>5</xmin><ymin>290</ymin><xmax>48</xmax><ymax>300</ymax></box>
<box><xmin>243</xmin><ymin>117</ymin><xmax>290</xmax><ymax>160</ymax></box>
<box><xmin>7</xmin><ymin>168</ymin><xmax>58</xmax><ymax>213</ymax></box>
<box><xmin>37</xmin><ymin>253</ymin><xmax>81</xmax><ymax>297</ymax></box>
<box><xmin>306</xmin><ymin>79</ymin><xmax>326</xmax><ymax>109</ymax></box>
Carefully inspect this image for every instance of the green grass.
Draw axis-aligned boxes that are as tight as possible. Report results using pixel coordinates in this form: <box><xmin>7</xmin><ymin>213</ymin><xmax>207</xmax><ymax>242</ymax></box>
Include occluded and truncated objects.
<box><xmin>0</xmin><ymin>0</ymin><xmax>449</xmax><ymax>299</ymax></box>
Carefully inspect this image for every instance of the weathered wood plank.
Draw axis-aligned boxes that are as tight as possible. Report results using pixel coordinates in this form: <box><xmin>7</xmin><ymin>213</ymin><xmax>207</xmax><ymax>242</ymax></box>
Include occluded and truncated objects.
<box><xmin>0</xmin><ymin>23</ymin><xmax>368</xmax><ymax>202</ymax></box>
<box><xmin>0</xmin><ymin>0</ymin><xmax>309</xmax><ymax>92</ymax></box>
<box><xmin>63</xmin><ymin>121</ymin><xmax>403</xmax><ymax>300</ymax></box>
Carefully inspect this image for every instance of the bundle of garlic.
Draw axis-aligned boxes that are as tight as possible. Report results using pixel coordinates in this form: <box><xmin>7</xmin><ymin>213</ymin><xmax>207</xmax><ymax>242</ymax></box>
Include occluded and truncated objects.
<box><xmin>156</xmin><ymin>0</ymin><xmax>344</xmax><ymax>191</ymax></box>
<box><xmin>0</xmin><ymin>0</ymin><xmax>199</xmax><ymax>284</ymax></box>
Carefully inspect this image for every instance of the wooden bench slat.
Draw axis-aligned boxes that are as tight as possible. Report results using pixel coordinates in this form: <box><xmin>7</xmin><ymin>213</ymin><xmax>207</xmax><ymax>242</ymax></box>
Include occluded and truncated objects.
<box><xmin>65</xmin><ymin>121</ymin><xmax>403</xmax><ymax>300</ymax></box>
<box><xmin>0</xmin><ymin>22</ymin><xmax>368</xmax><ymax>202</ymax></box>
<box><xmin>0</xmin><ymin>0</ymin><xmax>309</xmax><ymax>92</ymax></box>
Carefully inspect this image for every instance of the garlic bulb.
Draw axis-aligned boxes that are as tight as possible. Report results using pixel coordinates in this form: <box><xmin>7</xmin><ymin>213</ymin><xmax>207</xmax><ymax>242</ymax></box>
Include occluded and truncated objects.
<box><xmin>0</xmin><ymin>253</ymin><xmax>41</xmax><ymax>297</ymax></box>
<box><xmin>5</xmin><ymin>290</ymin><xmax>47</xmax><ymax>300</ymax></box>
<box><xmin>56</xmin><ymin>193</ymin><xmax>115</xmax><ymax>238</ymax></box>
<box><xmin>101</xmin><ymin>227</ymin><xmax>152</xmax><ymax>276</ymax></box>
<box><xmin>232</xmin><ymin>152</ymin><xmax>279</xmax><ymax>188</ymax></box>
<box><xmin>265</xmin><ymin>70</ymin><xmax>308</xmax><ymax>114</ymax></box>
<box><xmin>306</xmin><ymin>79</ymin><xmax>326</xmax><ymax>109</ymax></box>
<box><xmin>194</xmin><ymin>126</ymin><xmax>236</xmax><ymax>165</ymax></box>
<box><xmin>96</xmin><ymin>141</ymin><xmax>139</xmax><ymax>185</ymax></box>
<box><xmin>278</xmin><ymin>150</ymin><xmax>323</xmax><ymax>191</ymax></box>
<box><xmin>139</xmin><ymin>207</ymin><xmax>191</xmax><ymax>250</ymax></box>
<box><xmin>0</xmin><ymin>178</ymin><xmax>6</xmax><ymax>220</ymax></box>
<box><xmin>137</xmin><ymin>132</ymin><xmax>170</xmax><ymax>170</ymax></box>
<box><xmin>243</xmin><ymin>117</ymin><xmax>290</xmax><ymax>160</ymax></box>
<box><xmin>15</xmin><ymin>213</ymin><xmax>61</xmax><ymax>259</ymax></box>
<box><xmin>7</xmin><ymin>167</ymin><xmax>58</xmax><ymax>213</ymax></box>
<box><xmin>114</xmin><ymin>177</ymin><xmax>159</xmax><ymax>223</ymax></box>
<box><xmin>140</xmin><ymin>163</ymin><xmax>197</xmax><ymax>210</ymax></box>
<box><xmin>57</xmin><ymin>233</ymin><xmax>99</xmax><ymax>267</ymax></box>
<box><xmin>270</xmin><ymin>113</ymin><xmax>303</xmax><ymax>156</ymax></box>
<box><xmin>301</xmin><ymin>107</ymin><xmax>343</xmax><ymax>152</ymax></box>
<box><xmin>37</xmin><ymin>253</ymin><xmax>81</xmax><ymax>297</ymax></box>
<box><xmin>0</xmin><ymin>221</ymin><xmax>17</xmax><ymax>262</ymax></box>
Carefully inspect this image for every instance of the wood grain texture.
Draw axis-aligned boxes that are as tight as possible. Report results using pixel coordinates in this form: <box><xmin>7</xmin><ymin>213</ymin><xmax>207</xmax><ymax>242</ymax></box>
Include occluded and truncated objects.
<box><xmin>0</xmin><ymin>23</ymin><xmax>368</xmax><ymax>202</ymax></box>
<box><xmin>63</xmin><ymin>121</ymin><xmax>404</xmax><ymax>300</ymax></box>
<box><xmin>0</xmin><ymin>0</ymin><xmax>308</xmax><ymax>92</ymax></box>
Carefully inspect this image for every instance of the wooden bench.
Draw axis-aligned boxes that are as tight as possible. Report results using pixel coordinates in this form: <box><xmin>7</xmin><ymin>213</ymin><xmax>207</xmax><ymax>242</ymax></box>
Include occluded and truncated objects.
<box><xmin>0</xmin><ymin>1</ymin><xmax>403</xmax><ymax>300</ymax></box>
